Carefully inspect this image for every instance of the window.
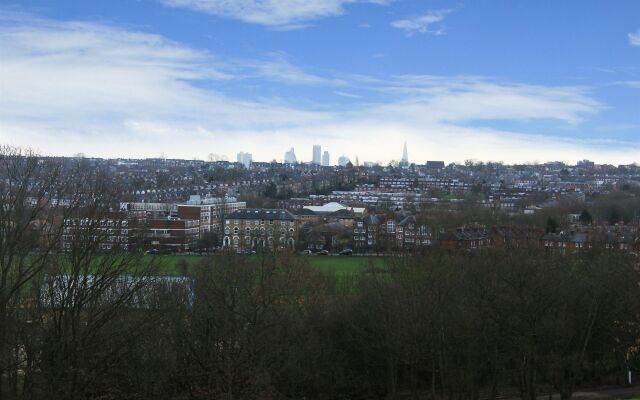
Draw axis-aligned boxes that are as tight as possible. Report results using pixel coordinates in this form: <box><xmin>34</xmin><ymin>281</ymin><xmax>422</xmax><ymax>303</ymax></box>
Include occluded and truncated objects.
<box><xmin>387</xmin><ymin>221</ymin><xmax>395</xmax><ymax>233</ymax></box>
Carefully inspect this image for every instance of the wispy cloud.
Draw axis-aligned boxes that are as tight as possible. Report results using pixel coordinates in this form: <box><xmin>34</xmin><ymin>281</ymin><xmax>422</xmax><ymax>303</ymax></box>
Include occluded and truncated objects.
<box><xmin>334</xmin><ymin>91</ymin><xmax>363</xmax><ymax>99</ymax></box>
<box><xmin>241</xmin><ymin>55</ymin><xmax>346</xmax><ymax>86</ymax></box>
<box><xmin>629</xmin><ymin>30</ymin><xmax>640</xmax><ymax>46</ymax></box>
<box><xmin>368</xmin><ymin>75</ymin><xmax>602</xmax><ymax>125</ymax></box>
<box><xmin>391</xmin><ymin>10</ymin><xmax>451</xmax><ymax>36</ymax></box>
<box><xmin>614</xmin><ymin>80</ymin><xmax>640</xmax><ymax>89</ymax></box>
<box><xmin>159</xmin><ymin>0</ymin><xmax>389</xmax><ymax>29</ymax></box>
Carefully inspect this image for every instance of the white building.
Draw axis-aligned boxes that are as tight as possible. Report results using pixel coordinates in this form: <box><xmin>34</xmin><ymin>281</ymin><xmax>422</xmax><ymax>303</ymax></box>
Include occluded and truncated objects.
<box><xmin>284</xmin><ymin>147</ymin><xmax>297</xmax><ymax>163</ymax></box>
<box><xmin>236</xmin><ymin>152</ymin><xmax>252</xmax><ymax>168</ymax></box>
<box><xmin>322</xmin><ymin>151</ymin><xmax>330</xmax><ymax>166</ymax></box>
<box><xmin>303</xmin><ymin>202</ymin><xmax>366</xmax><ymax>217</ymax></box>
<box><xmin>312</xmin><ymin>145</ymin><xmax>321</xmax><ymax>165</ymax></box>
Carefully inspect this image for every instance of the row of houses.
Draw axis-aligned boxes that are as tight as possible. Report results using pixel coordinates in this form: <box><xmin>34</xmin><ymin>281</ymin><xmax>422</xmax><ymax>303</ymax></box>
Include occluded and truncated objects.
<box><xmin>59</xmin><ymin>199</ymin><xmax>640</xmax><ymax>255</ymax></box>
<box><xmin>293</xmin><ymin>203</ymin><xmax>640</xmax><ymax>254</ymax></box>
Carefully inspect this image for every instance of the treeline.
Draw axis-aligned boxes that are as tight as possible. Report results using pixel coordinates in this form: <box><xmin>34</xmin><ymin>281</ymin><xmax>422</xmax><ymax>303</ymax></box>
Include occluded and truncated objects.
<box><xmin>1</xmin><ymin>146</ymin><xmax>640</xmax><ymax>399</ymax></box>
<box><xmin>2</xmin><ymin>250</ymin><xmax>639</xmax><ymax>399</ymax></box>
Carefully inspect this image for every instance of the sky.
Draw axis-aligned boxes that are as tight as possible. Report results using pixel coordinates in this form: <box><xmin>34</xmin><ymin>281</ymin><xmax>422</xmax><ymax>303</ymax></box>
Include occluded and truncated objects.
<box><xmin>0</xmin><ymin>1</ymin><xmax>639</xmax><ymax>165</ymax></box>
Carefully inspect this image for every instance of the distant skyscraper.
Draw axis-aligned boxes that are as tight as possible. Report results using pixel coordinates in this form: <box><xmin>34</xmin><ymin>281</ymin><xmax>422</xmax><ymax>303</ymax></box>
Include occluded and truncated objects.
<box><xmin>322</xmin><ymin>151</ymin><xmax>330</xmax><ymax>166</ymax></box>
<box><xmin>312</xmin><ymin>145</ymin><xmax>321</xmax><ymax>165</ymax></box>
<box><xmin>338</xmin><ymin>155</ymin><xmax>350</xmax><ymax>167</ymax></box>
<box><xmin>284</xmin><ymin>148</ymin><xmax>297</xmax><ymax>163</ymax></box>
<box><xmin>236</xmin><ymin>152</ymin><xmax>252</xmax><ymax>168</ymax></box>
<box><xmin>401</xmin><ymin>141</ymin><xmax>409</xmax><ymax>164</ymax></box>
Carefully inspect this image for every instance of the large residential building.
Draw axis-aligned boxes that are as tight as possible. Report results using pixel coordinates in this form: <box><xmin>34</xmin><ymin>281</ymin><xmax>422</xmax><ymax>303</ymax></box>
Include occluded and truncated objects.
<box><xmin>62</xmin><ymin>213</ymin><xmax>134</xmax><ymax>252</ymax></box>
<box><xmin>223</xmin><ymin>208</ymin><xmax>298</xmax><ymax>251</ymax></box>
<box><xmin>312</xmin><ymin>145</ymin><xmax>322</xmax><ymax>165</ymax></box>
<box><xmin>177</xmin><ymin>195</ymin><xmax>246</xmax><ymax>237</ymax></box>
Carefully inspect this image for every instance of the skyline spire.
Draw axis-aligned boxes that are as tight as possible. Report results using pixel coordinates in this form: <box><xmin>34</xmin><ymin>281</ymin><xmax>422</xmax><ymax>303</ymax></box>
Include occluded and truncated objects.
<box><xmin>402</xmin><ymin>141</ymin><xmax>408</xmax><ymax>164</ymax></box>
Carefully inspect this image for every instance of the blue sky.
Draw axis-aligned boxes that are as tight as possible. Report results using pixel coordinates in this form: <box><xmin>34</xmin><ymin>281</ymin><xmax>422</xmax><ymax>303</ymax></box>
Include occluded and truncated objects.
<box><xmin>0</xmin><ymin>0</ymin><xmax>639</xmax><ymax>164</ymax></box>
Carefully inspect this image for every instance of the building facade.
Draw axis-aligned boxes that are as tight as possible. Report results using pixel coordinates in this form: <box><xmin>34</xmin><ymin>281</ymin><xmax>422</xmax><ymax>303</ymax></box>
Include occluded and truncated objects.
<box><xmin>322</xmin><ymin>151</ymin><xmax>330</xmax><ymax>166</ymax></box>
<box><xmin>62</xmin><ymin>213</ymin><xmax>134</xmax><ymax>252</ymax></box>
<box><xmin>284</xmin><ymin>147</ymin><xmax>297</xmax><ymax>163</ymax></box>
<box><xmin>177</xmin><ymin>195</ymin><xmax>246</xmax><ymax>238</ymax></box>
<box><xmin>145</xmin><ymin>218</ymin><xmax>200</xmax><ymax>252</ymax></box>
<box><xmin>313</xmin><ymin>145</ymin><xmax>322</xmax><ymax>165</ymax></box>
<box><xmin>223</xmin><ymin>209</ymin><xmax>298</xmax><ymax>251</ymax></box>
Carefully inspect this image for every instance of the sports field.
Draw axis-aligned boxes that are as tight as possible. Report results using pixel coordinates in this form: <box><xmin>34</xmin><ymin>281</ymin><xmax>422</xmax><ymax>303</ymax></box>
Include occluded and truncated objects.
<box><xmin>153</xmin><ymin>254</ymin><xmax>386</xmax><ymax>276</ymax></box>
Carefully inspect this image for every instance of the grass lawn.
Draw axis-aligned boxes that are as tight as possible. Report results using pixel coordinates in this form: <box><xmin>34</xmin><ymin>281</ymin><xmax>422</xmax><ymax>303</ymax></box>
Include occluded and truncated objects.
<box><xmin>151</xmin><ymin>254</ymin><xmax>386</xmax><ymax>276</ymax></box>
<box><xmin>304</xmin><ymin>256</ymin><xmax>385</xmax><ymax>275</ymax></box>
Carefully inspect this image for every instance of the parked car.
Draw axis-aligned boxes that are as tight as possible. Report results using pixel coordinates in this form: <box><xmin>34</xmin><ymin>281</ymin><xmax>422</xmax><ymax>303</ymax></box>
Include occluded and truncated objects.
<box><xmin>339</xmin><ymin>248</ymin><xmax>353</xmax><ymax>256</ymax></box>
<box><xmin>317</xmin><ymin>250</ymin><xmax>330</xmax><ymax>256</ymax></box>
<box><xmin>301</xmin><ymin>249</ymin><xmax>313</xmax><ymax>255</ymax></box>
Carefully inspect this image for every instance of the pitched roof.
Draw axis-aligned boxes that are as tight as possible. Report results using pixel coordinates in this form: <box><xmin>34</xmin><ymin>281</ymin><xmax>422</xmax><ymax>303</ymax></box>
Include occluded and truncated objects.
<box><xmin>363</xmin><ymin>214</ymin><xmax>380</xmax><ymax>225</ymax></box>
<box><xmin>227</xmin><ymin>208</ymin><xmax>297</xmax><ymax>221</ymax></box>
<box><xmin>398</xmin><ymin>215</ymin><xmax>416</xmax><ymax>226</ymax></box>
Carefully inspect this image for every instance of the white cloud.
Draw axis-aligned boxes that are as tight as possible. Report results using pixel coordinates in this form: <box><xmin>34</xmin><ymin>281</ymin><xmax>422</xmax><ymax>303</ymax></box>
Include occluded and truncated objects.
<box><xmin>1</xmin><ymin>11</ymin><xmax>637</xmax><ymax>165</ymax></box>
<box><xmin>629</xmin><ymin>30</ymin><xmax>640</xmax><ymax>46</ymax></box>
<box><xmin>391</xmin><ymin>10</ymin><xmax>450</xmax><ymax>36</ymax></box>
<box><xmin>159</xmin><ymin>0</ymin><xmax>389</xmax><ymax>29</ymax></box>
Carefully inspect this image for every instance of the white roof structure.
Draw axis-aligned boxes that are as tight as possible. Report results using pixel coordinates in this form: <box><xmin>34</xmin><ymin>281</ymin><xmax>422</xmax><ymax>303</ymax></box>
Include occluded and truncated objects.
<box><xmin>303</xmin><ymin>202</ymin><xmax>366</xmax><ymax>215</ymax></box>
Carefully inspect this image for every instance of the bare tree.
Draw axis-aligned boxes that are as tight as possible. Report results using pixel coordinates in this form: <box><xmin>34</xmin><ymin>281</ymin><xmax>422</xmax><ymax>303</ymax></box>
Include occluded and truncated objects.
<box><xmin>0</xmin><ymin>147</ymin><xmax>72</xmax><ymax>397</ymax></box>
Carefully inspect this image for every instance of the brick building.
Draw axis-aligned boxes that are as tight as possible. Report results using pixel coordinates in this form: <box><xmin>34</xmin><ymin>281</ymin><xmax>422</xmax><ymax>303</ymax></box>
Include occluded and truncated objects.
<box><xmin>145</xmin><ymin>218</ymin><xmax>200</xmax><ymax>252</ymax></box>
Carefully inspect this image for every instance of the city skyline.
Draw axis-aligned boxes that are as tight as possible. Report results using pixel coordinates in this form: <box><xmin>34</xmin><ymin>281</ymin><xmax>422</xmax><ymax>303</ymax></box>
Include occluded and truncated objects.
<box><xmin>1</xmin><ymin>1</ymin><xmax>639</xmax><ymax>164</ymax></box>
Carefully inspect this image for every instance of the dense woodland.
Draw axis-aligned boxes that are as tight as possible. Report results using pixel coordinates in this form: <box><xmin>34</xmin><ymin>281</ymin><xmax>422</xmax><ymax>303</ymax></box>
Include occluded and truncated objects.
<box><xmin>1</xmin><ymin>147</ymin><xmax>640</xmax><ymax>400</ymax></box>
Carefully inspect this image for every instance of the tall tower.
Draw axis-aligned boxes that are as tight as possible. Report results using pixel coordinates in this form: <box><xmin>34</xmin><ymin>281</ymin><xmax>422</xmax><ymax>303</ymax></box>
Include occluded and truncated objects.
<box><xmin>284</xmin><ymin>148</ymin><xmax>297</xmax><ymax>163</ymax></box>
<box><xmin>401</xmin><ymin>141</ymin><xmax>409</xmax><ymax>164</ymax></box>
<box><xmin>322</xmin><ymin>151</ymin><xmax>330</xmax><ymax>166</ymax></box>
<box><xmin>312</xmin><ymin>145</ymin><xmax>321</xmax><ymax>165</ymax></box>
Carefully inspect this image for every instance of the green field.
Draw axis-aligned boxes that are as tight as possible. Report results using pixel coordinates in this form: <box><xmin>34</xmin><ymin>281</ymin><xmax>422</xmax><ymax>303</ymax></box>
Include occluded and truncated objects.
<box><xmin>153</xmin><ymin>254</ymin><xmax>386</xmax><ymax>276</ymax></box>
